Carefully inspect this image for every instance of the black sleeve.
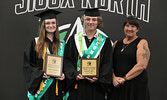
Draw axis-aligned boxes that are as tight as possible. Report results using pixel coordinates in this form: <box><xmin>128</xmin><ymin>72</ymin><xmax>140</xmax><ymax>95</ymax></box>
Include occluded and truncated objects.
<box><xmin>23</xmin><ymin>39</ymin><xmax>44</xmax><ymax>94</ymax></box>
<box><xmin>63</xmin><ymin>35</ymin><xmax>80</xmax><ymax>91</ymax></box>
<box><xmin>98</xmin><ymin>38</ymin><xmax>113</xmax><ymax>93</ymax></box>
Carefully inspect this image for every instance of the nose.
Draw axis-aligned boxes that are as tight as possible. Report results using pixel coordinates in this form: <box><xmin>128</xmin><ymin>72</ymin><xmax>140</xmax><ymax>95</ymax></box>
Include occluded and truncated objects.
<box><xmin>127</xmin><ymin>26</ymin><xmax>133</xmax><ymax>30</ymax></box>
<box><xmin>89</xmin><ymin>19</ymin><xmax>94</xmax><ymax>23</ymax></box>
<box><xmin>48</xmin><ymin>23</ymin><xmax>55</xmax><ymax>27</ymax></box>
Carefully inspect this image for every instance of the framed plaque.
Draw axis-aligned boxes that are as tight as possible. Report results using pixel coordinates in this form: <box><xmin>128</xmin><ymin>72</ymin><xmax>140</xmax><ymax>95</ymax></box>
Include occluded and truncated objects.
<box><xmin>44</xmin><ymin>54</ymin><xmax>63</xmax><ymax>77</ymax></box>
<box><xmin>80</xmin><ymin>58</ymin><xmax>99</xmax><ymax>77</ymax></box>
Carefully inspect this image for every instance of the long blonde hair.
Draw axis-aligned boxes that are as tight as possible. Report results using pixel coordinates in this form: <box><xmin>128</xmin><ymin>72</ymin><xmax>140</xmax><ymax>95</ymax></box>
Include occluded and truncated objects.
<box><xmin>35</xmin><ymin>18</ymin><xmax>60</xmax><ymax>58</ymax></box>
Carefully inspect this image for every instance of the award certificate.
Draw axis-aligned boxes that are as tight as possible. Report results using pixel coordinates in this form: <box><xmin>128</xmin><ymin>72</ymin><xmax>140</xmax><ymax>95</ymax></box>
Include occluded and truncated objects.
<box><xmin>80</xmin><ymin>58</ymin><xmax>99</xmax><ymax>77</ymax></box>
<box><xmin>45</xmin><ymin>54</ymin><xmax>63</xmax><ymax>77</ymax></box>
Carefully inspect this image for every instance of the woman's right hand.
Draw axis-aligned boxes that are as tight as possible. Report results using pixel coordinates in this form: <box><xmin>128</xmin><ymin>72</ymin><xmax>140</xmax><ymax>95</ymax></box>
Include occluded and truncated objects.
<box><xmin>43</xmin><ymin>73</ymin><xmax>50</xmax><ymax>79</ymax></box>
<box><xmin>113</xmin><ymin>76</ymin><xmax>125</xmax><ymax>87</ymax></box>
<box><xmin>76</xmin><ymin>74</ymin><xmax>85</xmax><ymax>80</ymax></box>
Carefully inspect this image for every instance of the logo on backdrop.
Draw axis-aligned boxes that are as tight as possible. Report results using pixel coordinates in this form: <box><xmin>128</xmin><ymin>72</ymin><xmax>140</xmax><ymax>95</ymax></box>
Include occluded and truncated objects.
<box><xmin>58</xmin><ymin>17</ymin><xmax>110</xmax><ymax>43</ymax></box>
<box><xmin>14</xmin><ymin>0</ymin><xmax>151</xmax><ymax>43</ymax></box>
<box><xmin>15</xmin><ymin>0</ymin><xmax>151</xmax><ymax>23</ymax></box>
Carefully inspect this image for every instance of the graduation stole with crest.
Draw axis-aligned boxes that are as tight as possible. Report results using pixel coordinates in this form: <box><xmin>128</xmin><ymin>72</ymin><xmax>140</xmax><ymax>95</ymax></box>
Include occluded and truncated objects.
<box><xmin>74</xmin><ymin>32</ymin><xmax>106</xmax><ymax>84</ymax></box>
<box><xmin>28</xmin><ymin>37</ymin><xmax>65</xmax><ymax>100</ymax></box>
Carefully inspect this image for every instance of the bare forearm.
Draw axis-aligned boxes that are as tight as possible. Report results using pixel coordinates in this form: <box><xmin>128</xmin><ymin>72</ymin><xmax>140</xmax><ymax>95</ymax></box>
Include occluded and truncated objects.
<box><xmin>126</xmin><ymin>39</ymin><xmax>150</xmax><ymax>80</ymax></box>
<box><xmin>125</xmin><ymin>64</ymin><xmax>145</xmax><ymax>80</ymax></box>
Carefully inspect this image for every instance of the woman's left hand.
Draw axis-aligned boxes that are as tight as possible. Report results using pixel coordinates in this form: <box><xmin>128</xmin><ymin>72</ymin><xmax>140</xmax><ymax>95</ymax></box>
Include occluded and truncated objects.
<box><xmin>117</xmin><ymin>77</ymin><xmax>126</xmax><ymax>85</ymax></box>
<box><xmin>56</xmin><ymin>73</ymin><xmax>65</xmax><ymax>80</ymax></box>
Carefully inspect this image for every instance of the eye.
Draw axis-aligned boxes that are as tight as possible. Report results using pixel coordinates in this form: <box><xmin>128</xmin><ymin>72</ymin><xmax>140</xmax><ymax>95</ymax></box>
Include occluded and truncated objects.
<box><xmin>125</xmin><ymin>24</ymin><xmax>129</xmax><ymax>27</ymax></box>
<box><xmin>92</xmin><ymin>18</ymin><xmax>97</xmax><ymax>21</ymax></box>
<box><xmin>45</xmin><ymin>22</ymin><xmax>50</xmax><ymax>25</ymax></box>
<box><xmin>131</xmin><ymin>25</ymin><xmax>136</xmax><ymax>28</ymax></box>
<box><xmin>52</xmin><ymin>22</ymin><xmax>56</xmax><ymax>24</ymax></box>
<box><xmin>86</xmin><ymin>18</ymin><xmax>90</xmax><ymax>21</ymax></box>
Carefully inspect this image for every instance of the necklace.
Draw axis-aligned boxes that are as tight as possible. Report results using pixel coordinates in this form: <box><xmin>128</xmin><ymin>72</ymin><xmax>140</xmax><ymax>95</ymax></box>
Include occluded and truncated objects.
<box><xmin>121</xmin><ymin>44</ymin><xmax>129</xmax><ymax>52</ymax></box>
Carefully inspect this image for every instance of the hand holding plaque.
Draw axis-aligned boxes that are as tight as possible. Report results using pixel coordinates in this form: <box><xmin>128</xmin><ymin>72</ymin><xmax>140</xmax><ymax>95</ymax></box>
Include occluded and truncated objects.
<box><xmin>44</xmin><ymin>54</ymin><xmax>63</xmax><ymax>77</ymax></box>
<box><xmin>80</xmin><ymin>58</ymin><xmax>99</xmax><ymax>77</ymax></box>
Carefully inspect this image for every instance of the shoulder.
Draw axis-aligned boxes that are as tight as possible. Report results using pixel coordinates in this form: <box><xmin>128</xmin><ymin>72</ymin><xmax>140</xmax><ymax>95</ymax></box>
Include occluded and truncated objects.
<box><xmin>34</xmin><ymin>37</ymin><xmax>39</xmax><ymax>43</ymax></box>
<box><xmin>66</xmin><ymin>34</ymin><xmax>74</xmax><ymax>41</ymax></box>
<box><xmin>98</xmin><ymin>32</ymin><xmax>111</xmax><ymax>44</ymax></box>
<box><xmin>60</xmin><ymin>39</ymin><xmax>66</xmax><ymax>43</ymax></box>
<box><xmin>113</xmin><ymin>39</ymin><xmax>123</xmax><ymax>47</ymax></box>
<box><xmin>29</xmin><ymin>37</ymin><xmax>38</xmax><ymax>46</ymax></box>
<box><xmin>97</xmin><ymin>29</ymin><xmax>108</xmax><ymax>37</ymax></box>
<box><xmin>27</xmin><ymin>37</ymin><xmax>38</xmax><ymax>46</ymax></box>
<box><xmin>113</xmin><ymin>40</ymin><xmax>118</xmax><ymax>46</ymax></box>
<box><xmin>66</xmin><ymin>34</ymin><xmax>75</xmax><ymax>46</ymax></box>
<box><xmin>140</xmin><ymin>39</ymin><xmax>148</xmax><ymax>43</ymax></box>
<box><xmin>24</xmin><ymin>38</ymin><xmax>36</xmax><ymax>52</ymax></box>
<box><xmin>105</xmin><ymin>37</ymin><xmax>111</xmax><ymax>41</ymax></box>
<box><xmin>104</xmin><ymin>37</ymin><xmax>113</xmax><ymax>46</ymax></box>
<box><xmin>112</xmin><ymin>40</ymin><xmax>118</xmax><ymax>50</ymax></box>
<box><xmin>138</xmin><ymin>39</ymin><xmax>149</xmax><ymax>47</ymax></box>
<box><xmin>137</xmin><ymin>39</ymin><xmax>150</xmax><ymax>54</ymax></box>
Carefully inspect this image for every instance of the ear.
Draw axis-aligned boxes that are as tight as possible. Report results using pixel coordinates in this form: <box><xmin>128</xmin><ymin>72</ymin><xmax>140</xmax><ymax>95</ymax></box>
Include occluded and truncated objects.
<box><xmin>136</xmin><ymin>28</ymin><xmax>139</xmax><ymax>32</ymax></box>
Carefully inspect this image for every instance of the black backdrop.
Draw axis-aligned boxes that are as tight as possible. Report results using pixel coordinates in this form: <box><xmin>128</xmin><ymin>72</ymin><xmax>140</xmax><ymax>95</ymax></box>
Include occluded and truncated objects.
<box><xmin>0</xmin><ymin>0</ymin><xmax>167</xmax><ymax>100</ymax></box>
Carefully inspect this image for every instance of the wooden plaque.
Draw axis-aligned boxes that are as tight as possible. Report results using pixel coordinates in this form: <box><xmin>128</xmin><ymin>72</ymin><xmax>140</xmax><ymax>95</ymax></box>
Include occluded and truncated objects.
<box><xmin>44</xmin><ymin>54</ymin><xmax>63</xmax><ymax>77</ymax></box>
<box><xmin>80</xmin><ymin>58</ymin><xmax>99</xmax><ymax>77</ymax></box>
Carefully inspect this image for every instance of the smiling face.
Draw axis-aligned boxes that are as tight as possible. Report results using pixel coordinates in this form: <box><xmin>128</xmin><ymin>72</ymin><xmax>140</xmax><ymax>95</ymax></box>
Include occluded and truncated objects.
<box><xmin>85</xmin><ymin>16</ymin><xmax>98</xmax><ymax>32</ymax></box>
<box><xmin>123</xmin><ymin>16</ymin><xmax>140</xmax><ymax>38</ymax></box>
<box><xmin>44</xmin><ymin>18</ymin><xmax>57</xmax><ymax>33</ymax></box>
<box><xmin>124</xmin><ymin>23</ymin><xmax>139</xmax><ymax>38</ymax></box>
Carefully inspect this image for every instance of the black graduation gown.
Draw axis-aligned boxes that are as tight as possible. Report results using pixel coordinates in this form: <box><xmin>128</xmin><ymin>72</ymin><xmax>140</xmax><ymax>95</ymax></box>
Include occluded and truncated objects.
<box><xmin>63</xmin><ymin>35</ymin><xmax>113</xmax><ymax>100</ymax></box>
<box><xmin>23</xmin><ymin>38</ymin><xmax>64</xmax><ymax>100</ymax></box>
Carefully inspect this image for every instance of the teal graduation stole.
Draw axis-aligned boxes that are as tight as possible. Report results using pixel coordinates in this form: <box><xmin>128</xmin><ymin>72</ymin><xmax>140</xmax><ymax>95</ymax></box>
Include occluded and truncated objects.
<box><xmin>74</xmin><ymin>32</ymin><xmax>107</xmax><ymax>72</ymax></box>
<box><xmin>64</xmin><ymin>32</ymin><xmax>107</xmax><ymax>100</ymax></box>
<box><xmin>27</xmin><ymin>38</ymin><xmax>65</xmax><ymax>100</ymax></box>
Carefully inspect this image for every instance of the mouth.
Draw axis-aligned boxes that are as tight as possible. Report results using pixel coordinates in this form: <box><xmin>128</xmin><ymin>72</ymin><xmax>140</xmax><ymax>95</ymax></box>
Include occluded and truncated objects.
<box><xmin>48</xmin><ymin>27</ymin><xmax>56</xmax><ymax>30</ymax></box>
<box><xmin>126</xmin><ymin>31</ymin><xmax>134</xmax><ymax>34</ymax></box>
<box><xmin>88</xmin><ymin>24</ymin><xmax>95</xmax><ymax>28</ymax></box>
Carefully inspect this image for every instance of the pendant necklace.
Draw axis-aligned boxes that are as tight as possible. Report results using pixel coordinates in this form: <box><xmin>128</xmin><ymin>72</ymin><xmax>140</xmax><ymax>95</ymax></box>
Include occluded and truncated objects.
<box><xmin>121</xmin><ymin>44</ymin><xmax>129</xmax><ymax>52</ymax></box>
<box><xmin>121</xmin><ymin>36</ymin><xmax>138</xmax><ymax>52</ymax></box>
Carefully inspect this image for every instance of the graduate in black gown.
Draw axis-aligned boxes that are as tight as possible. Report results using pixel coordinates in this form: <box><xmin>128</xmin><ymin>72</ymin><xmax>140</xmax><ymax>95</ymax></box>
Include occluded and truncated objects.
<box><xmin>110</xmin><ymin>16</ymin><xmax>150</xmax><ymax>100</ymax></box>
<box><xmin>23</xmin><ymin>9</ymin><xmax>66</xmax><ymax>100</ymax></box>
<box><xmin>63</xmin><ymin>8</ymin><xmax>113</xmax><ymax>100</ymax></box>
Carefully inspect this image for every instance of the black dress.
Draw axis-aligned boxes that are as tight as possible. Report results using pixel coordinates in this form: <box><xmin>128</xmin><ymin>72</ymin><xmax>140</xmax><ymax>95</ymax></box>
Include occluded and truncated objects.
<box><xmin>63</xmin><ymin>34</ymin><xmax>113</xmax><ymax>100</ymax></box>
<box><xmin>23</xmin><ymin>38</ymin><xmax>64</xmax><ymax>100</ymax></box>
<box><xmin>111</xmin><ymin>37</ymin><xmax>150</xmax><ymax>100</ymax></box>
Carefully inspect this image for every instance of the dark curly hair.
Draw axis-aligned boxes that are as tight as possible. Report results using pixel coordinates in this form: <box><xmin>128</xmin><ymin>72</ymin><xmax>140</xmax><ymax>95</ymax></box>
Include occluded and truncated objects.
<box><xmin>123</xmin><ymin>16</ymin><xmax>140</xmax><ymax>29</ymax></box>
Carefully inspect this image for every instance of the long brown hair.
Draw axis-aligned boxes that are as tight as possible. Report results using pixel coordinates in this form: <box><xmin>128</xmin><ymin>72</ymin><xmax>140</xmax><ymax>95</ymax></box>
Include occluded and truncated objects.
<box><xmin>35</xmin><ymin>18</ymin><xmax>60</xmax><ymax>58</ymax></box>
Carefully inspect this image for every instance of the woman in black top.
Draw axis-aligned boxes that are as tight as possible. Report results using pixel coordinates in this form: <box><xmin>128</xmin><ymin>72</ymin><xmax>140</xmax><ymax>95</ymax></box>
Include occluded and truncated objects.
<box><xmin>110</xmin><ymin>16</ymin><xmax>150</xmax><ymax>100</ymax></box>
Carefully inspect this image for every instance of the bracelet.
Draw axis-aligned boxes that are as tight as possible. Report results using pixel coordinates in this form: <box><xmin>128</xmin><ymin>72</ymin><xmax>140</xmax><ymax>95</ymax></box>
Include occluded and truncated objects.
<box><xmin>123</xmin><ymin>76</ymin><xmax>128</xmax><ymax>81</ymax></box>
